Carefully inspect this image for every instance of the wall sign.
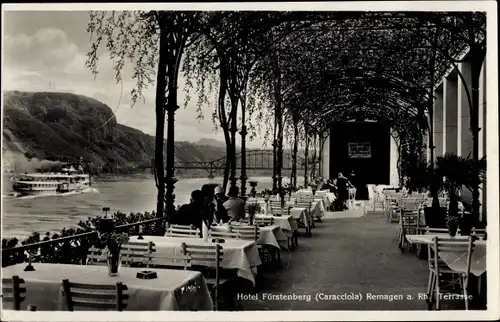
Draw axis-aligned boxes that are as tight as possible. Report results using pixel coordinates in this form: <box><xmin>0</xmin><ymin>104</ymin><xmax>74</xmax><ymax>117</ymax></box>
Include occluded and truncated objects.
<box><xmin>348</xmin><ymin>142</ymin><xmax>371</xmax><ymax>158</ymax></box>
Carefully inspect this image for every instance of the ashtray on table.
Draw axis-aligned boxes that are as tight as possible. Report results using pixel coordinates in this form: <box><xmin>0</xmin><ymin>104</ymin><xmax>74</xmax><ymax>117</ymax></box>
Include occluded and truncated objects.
<box><xmin>136</xmin><ymin>270</ymin><xmax>158</xmax><ymax>279</ymax></box>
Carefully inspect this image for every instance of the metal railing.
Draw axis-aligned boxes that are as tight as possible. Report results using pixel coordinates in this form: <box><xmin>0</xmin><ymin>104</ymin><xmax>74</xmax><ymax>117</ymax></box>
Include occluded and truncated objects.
<box><xmin>1</xmin><ymin>215</ymin><xmax>169</xmax><ymax>265</ymax></box>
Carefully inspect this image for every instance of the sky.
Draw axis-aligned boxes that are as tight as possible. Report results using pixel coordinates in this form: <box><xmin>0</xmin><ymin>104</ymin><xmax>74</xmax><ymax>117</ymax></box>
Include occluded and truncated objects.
<box><xmin>2</xmin><ymin>10</ymin><xmax>268</xmax><ymax>148</ymax></box>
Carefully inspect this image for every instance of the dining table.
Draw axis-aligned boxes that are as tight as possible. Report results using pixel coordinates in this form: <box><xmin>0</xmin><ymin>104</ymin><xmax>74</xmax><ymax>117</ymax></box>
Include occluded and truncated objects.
<box><xmin>405</xmin><ymin>234</ymin><xmax>487</xmax><ymax>276</ymax></box>
<box><xmin>1</xmin><ymin>263</ymin><xmax>213</xmax><ymax>311</ymax></box>
<box><xmin>129</xmin><ymin>235</ymin><xmax>261</xmax><ymax>285</ymax></box>
<box><xmin>254</xmin><ymin>214</ymin><xmax>297</xmax><ymax>235</ymax></box>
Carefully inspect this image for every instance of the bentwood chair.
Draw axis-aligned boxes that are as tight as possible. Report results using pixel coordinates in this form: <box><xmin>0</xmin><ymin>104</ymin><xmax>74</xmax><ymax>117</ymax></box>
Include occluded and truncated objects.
<box><xmin>1</xmin><ymin>275</ymin><xmax>27</xmax><ymax>310</ymax></box>
<box><xmin>428</xmin><ymin>237</ymin><xmax>475</xmax><ymax>310</ymax></box>
<box><xmin>62</xmin><ymin>280</ymin><xmax>129</xmax><ymax>311</ymax></box>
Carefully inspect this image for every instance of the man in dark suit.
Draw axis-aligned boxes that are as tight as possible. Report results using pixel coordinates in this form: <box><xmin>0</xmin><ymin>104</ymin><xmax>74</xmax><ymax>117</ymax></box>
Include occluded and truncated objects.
<box><xmin>168</xmin><ymin>190</ymin><xmax>207</xmax><ymax>231</ymax></box>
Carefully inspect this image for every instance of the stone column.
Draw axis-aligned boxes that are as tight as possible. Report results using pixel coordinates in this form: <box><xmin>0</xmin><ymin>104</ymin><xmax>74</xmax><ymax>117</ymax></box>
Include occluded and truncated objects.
<box><xmin>443</xmin><ymin>75</ymin><xmax>458</xmax><ymax>154</ymax></box>
<box><xmin>457</xmin><ymin>61</ymin><xmax>473</xmax><ymax>157</ymax></box>
<box><xmin>433</xmin><ymin>89</ymin><xmax>444</xmax><ymax>157</ymax></box>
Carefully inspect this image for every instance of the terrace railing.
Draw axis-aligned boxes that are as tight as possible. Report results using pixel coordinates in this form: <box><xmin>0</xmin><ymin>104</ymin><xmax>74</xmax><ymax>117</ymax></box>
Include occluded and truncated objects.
<box><xmin>1</xmin><ymin>215</ymin><xmax>169</xmax><ymax>268</ymax></box>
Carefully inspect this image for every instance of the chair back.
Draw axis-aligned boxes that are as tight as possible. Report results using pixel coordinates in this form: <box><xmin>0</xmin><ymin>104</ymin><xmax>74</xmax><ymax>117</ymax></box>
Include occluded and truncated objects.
<box><xmin>62</xmin><ymin>280</ymin><xmax>128</xmax><ymax>311</ymax></box>
<box><xmin>165</xmin><ymin>224</ymin><xmax>200</xmax><ymax>238</ymax></box>
<box><xmin>269</xmin><ymin>200</ymin><xmax>283</xmax><ymax>208</ymax></box>
<box><xmin>471</xmin><ymin>228</ymin><xmax>486</xmax><ymax>239</ymax></box>
<box><xmin>209</xmin><ymin>226</ymin><xmax>240</xmax><ymax>239</ymax></box>
<box><xmin>253</xmin><ymin>216</ymin><xmax>274</xmax><ymax>227</ymax></box>
<box><xmin>121</xmin><ymin>241</ymin><xmax>155</xmax><ymax>267</ymax></box>
<box><xmin>400</xmin><ymin>198</ymin><xmax>423</xmax><ymax>211</ymax></box>
<box><xmin>87</xmin><ymin>246</ymin><xmax>106</xmax><ymax>265</ymax></box>
<box><xmin>430</xmin><ymin>237</ymin><xmax>475</xmax><ymax>281</ymax></box>
<box><xmin>182</xmin><ymin>243</ymin><xmax>223</xmax><ymax>310</ymax></box>
<box><xmin>231</xmin><ymin>224</ymin><xmax>260</xmax><ymax>240</ymax></box>
<box><xmin>295</xmin><ymin>200</ymin><xmax>312</xmax><ymax>211</ymax></box>
<box><xmin>400</xmin><ymin>211</ymin><xmax>420</xmax><ymax>233</ymax></box>
<box><xmin>1</xmin><ymin>275</ymin><xmax>26</xmax><ymax>310</ymax></box>
<box><xmin>270</xmin><ymin>206</ymin><xmax>290</xmax><ymax>216</ymax></box>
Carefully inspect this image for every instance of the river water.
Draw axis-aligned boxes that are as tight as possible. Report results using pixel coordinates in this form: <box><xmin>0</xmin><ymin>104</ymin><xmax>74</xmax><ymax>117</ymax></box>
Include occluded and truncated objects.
<box><xmin>2</xmin><ymin>175</ymin><xmax>303</xmax><ymax>240</ymax></box>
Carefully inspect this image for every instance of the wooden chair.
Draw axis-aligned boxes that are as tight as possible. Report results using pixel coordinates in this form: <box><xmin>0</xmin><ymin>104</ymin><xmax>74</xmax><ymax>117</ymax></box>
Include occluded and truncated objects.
<box><xmin>209</xmin><ymin>228</ymin><xmax>240</xmax><ymax>239</ymax></box>
<box><xmin>62</xmin><ymin>280</ymin><xmax>129</xmax><ymax>311</ymax></box>
<box><xmin>398</xmin><ymin>205</ymin><xmax>422</xmax><ymax>253</ymax></box>
<box><xmin>87</xmin><ymin>246</ymin><xmax>106</xmax><ymax>265</ymax></box>
<box><xmin>230</xmin><ymin>225</ymin><xmax>260</xmax><ymax>241</ymax></box>
<box><xmin>165</xmin><ymin>224</ymin><xmax>200</xmax><ymax>238</ymax></box>
<box><xmin>121</xmin><ymin>241</ymin><xmax>155</xmax><ymax>267</ymax></box>
<box><xmin>471</xmin><ymin>228</ymin><xmax>486</xmax><ymax>239</ymax></box>
<box><xmin>385</xmin><ymin>196</ymin><xmax>402</xmax><ymax>222</ymax></box>
<box><xmin>182</xmin><ymin>244</ymin><xmax>226</xmax><ymax>311</ymax></box>
<box><xmin>253</xmin><ymin>216</ymin><xmax>274</xmax><ymax>227</ymax></box>
<box><xmin>1</xmin><ymin>275</ymin><xmax>26</xmax><ymax>310</ymax></box>
<box><xmin>86</xmin><ymin>242</ymin><xmax>155</xmax><ymax>267</ymax></box>
<box><xmin>148</xmin><ymin>242</ymin><xmax>192</xmax><ymax>270</ymax></box>
<box><xmin>428</xmin><ymin>237</ymin><xmax>475</xmax><ymax>310</ymax></box>
<box><xmin>269</xmin><ymin>206</ymin><xmax>290</xmax><ymax>217</ymax></box>
<box><xmin>269</xmin><ymin>200</ymin><xmax>284</xmax><ymax>209</ymax></box>
<box><xmin>295</xmin><ymin>200</ymin><xmax>314</xmax><ymax>228</ymax></box>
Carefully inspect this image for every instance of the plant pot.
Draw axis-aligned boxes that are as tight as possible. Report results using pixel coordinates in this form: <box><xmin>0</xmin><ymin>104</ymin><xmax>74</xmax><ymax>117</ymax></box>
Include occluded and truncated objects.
<box><xmin>447</xmin><ymin>218</ymin><xmax>459</xmax><ymax>237</ymax></box>
<box><xmin>460</xmin><ymin>213</ymin><xmax>473</xmax><ymax>236</ymax></box>
<box><xmin>423</xmin><ymin>207</ymin><xmax>447</xmax><ymax>228</ymax></box>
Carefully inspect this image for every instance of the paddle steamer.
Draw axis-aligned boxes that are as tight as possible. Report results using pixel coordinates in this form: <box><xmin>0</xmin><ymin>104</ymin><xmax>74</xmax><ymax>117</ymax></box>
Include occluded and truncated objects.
<box><xmin>11</xmin><ymin>162</ymin><xmax>91</xmax><ymax>196</ymax></box>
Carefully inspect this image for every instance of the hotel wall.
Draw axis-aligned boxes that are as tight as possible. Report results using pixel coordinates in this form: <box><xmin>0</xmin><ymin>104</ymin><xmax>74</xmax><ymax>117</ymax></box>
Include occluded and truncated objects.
<box><xmin>431</xmin><ymin>58</ymin><xmax>487</xmax><ymax>221</ymax></box>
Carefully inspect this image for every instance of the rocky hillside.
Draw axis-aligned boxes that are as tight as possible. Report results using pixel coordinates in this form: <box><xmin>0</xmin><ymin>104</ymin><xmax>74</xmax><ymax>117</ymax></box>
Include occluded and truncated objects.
<box><xmin>2</xmin><ymin>91</ymin><xmax>227</xmax><ymax>173</ymax></box>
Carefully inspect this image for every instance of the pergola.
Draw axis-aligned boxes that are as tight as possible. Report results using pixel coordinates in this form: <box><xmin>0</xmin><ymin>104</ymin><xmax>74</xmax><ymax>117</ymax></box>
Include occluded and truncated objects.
<box><xmin>87</xmin><ymin>10</ymin><xmax>486</xmax><ymax>221</ymax></box>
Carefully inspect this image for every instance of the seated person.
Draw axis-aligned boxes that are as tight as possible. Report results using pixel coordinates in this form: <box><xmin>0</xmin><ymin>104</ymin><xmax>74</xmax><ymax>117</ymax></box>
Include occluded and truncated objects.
<box><xmin>214</xmin><ymin>185</ymin><xmax>230</xmax><ymax>223</ymax></box>
<box><xmin>168</xmin><ymin>190</ymin><xmax>207</xmax><ymax>231</ymax></box>
<box><xmin>223</xmin><ymin>186</ymin><xmax>246</xmax><ymax>222</ymax></box>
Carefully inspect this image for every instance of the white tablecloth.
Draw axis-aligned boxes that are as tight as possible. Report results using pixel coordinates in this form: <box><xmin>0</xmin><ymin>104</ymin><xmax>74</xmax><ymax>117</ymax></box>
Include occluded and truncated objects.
<box><xmin>1</xmin><ymin>263</ymin><xmax>213</xmax><ymax>311</ymax></box>
<box><xmin>405</xmin><ymin>234</ymin><xmax>487</xmax><ymax>276</ymax></box>
<box><xmin>129</xmin><ymin>236</ymin><xmax>261</xmax><ymax>284</ymax></box>
<box><xmin>254</xmin><ymin>214</ymin><xmax>297</xmax><ymax>234</ymax></box>
<box><xmin>290</xmin><ymin>207</ymin><xmax>311</xmax><ymax>228</ymax></box>
<box><xmin>311</xmin><ymin>199</ymin><xmax>325</xmax><ymax>218</ymax></box>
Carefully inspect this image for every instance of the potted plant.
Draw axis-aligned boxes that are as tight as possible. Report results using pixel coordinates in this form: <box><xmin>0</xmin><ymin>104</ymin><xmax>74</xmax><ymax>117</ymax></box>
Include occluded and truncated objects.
<box><xmin>433</xmin><ymin>153</ymin><xmax>486</xmax><ymax>236</ymax></box>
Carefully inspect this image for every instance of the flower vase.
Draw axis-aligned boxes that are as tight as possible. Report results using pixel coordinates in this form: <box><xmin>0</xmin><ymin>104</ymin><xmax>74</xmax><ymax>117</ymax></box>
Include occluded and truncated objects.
<box><xmin>248</xmin><ymin>211</ymin><xmax>255</xmax><ymax>226</ymax></box>
<box><xmin>107</xmin><ymin>251</ymin><xmax>121</xmax><ymax>276</ymax></box>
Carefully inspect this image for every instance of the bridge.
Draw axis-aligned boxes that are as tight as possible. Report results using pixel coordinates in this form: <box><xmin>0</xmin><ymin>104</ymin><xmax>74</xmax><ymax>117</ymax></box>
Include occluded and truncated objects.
<box><xmin>136</xmin><ymin>149</ymin><xmax>317</xmax><ymax>178</ymax></box>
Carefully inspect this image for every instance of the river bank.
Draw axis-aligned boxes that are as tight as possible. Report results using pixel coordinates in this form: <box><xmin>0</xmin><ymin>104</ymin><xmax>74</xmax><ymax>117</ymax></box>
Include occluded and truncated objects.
<box><xmin>2</xmin><ymin>175</ymin><xmax>302</xmax><ymax>240</ymax></box>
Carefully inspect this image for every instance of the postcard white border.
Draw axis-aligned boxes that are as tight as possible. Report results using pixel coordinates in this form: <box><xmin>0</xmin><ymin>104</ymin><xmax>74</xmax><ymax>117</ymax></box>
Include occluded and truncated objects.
<box><xmin>1</xmin><ymin>1</ymin><xmax>499</xmax><ymax>321</ymax></box>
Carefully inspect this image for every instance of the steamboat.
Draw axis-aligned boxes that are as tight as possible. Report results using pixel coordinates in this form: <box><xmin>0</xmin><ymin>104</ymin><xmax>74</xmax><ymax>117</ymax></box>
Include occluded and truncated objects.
<box><xmin>11</xmin><ymin>162</ymin><xmax>91</xmax><ymax>196</ymax></box>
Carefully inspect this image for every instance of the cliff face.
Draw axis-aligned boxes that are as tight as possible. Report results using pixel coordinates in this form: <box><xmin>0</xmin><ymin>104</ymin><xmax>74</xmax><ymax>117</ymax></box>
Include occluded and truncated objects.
<box><xmin>2</xmin><ymin>91</ymin><xmax>226</xmax><ymax>172</ymax></box>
